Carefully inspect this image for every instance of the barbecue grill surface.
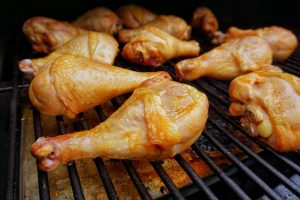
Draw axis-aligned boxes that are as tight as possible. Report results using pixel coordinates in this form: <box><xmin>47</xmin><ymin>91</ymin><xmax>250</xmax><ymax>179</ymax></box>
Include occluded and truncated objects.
<box><xmin>1</xmin><ymin>0</ymin><xmax>300</xmax><ymax>199</ymax></box>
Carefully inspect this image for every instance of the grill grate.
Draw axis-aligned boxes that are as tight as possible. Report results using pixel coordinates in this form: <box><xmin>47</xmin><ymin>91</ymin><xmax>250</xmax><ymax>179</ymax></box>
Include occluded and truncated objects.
<box><xmin>2</xmin><ymin>32</ymin><xmax>300</xmax><ymax>200</ymax></box>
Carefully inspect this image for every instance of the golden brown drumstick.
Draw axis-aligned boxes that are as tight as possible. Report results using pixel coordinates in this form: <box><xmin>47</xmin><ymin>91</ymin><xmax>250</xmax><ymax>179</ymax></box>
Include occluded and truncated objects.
<box><xmin>116</xmin><ymin>4</ymin><xmax>157</xmax><ymax>28</ymax></box>
<box><xmin>213</xmin><ymin>26</ymin><xmax>298</xmax><ymax>61</ymax></box>
<box><xmin>122</xmin><ymin>26</ymin><xmax>200</xmax><ymax>67</ymax></box>
<box><xmin>175</xmin><ymin>36</ymin><xmax>272</xmax><ymax>80</ymax></box>
<box><xmin>19</xmin><ymin>32</ymin><xmax>119</xmax><ymax>75</ymax></box>
<box><xmin>73</xmin><ymin>7</ymin><xmax>122</xmax><ymax>34</ymax></box>
<box><xmin>229</xmin><ymin>71</ymin><xmax>300</xmax><ymax>152</ymax></box>
<box><xmin>119</xmin><ymin>15</ymin><xmax>191</xmax><ymax>43</ymax></box>
<box><xmin>23</xmin><ymin>17</ymin><xmax>87</xmax><ymax>53</ymax></box>
<box><xmin>29</xmin><ymin>55</ymin><xmax>171</xmax><ymax>119</ymax></box>
<box><xmin>31</xmin><ymin>79</ymin><xmax>208</xmax><ymax>171</ymax></box>
<box><xmin>191</xmin><ymin>7</ymin><xmax>219</xmax><ymax>36</ymax></box>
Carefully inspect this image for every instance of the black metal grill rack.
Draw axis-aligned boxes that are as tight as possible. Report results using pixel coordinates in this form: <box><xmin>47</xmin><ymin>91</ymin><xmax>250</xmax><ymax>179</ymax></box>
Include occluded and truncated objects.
<box><xmin>2</xmin><ymin>30</ymin><xmax>300</xmax><ymax>200</ymax></box>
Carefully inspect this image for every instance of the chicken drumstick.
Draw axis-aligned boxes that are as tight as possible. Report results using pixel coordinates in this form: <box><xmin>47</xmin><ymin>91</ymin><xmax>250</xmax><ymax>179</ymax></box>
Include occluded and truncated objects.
<box><xmin>19</xmin><ymin>32</ymin><xmax>119</xmax><ymax>75</ymax></box>
<box><xmin>213</xmin><ymin>26</ymin><xmax>298</xmax><ymax>61</ymax></box>
<box><xmin>116</xmin><ymin>4</ymin><xmax>157</xmax><ymax>28</ymax></box>
<box><xmin>73</xmin><ymin>7</ymin><xmax>122</xmax><ymax>34</ymax></box>
<box><xmin>175</xmin><ymin>36</ymin><xmax>272</xmax><ymax>80</ymax></box>
<box><xmin>122</xmin><ymin>26</ymin><xmax>200</xmax><ymax>67</ymax></box>
<box><xmin>31</xmin><ymin>79</ymin><xmax>208</xmax><ymax>171</ymax></box>
<box><xmin>29</xmin><ymin>55</ymin><xmax>171</xmax><ymax>119</ymax></box>
<box><xmin>23</xmin><ymin>17</ymin><xmax>87</xmax><ymax>53</ymax></box>
<box><xmin>118</xmin><ymin>15</ymin><xmax>191</xmax><ymax>43</ymax></box>
<box><xmin>229</xmin><ymin>71</ymin><xmax>300</xmax><ymax>152</ymax></box>
<box><xmin>191</xmin><ymin>7</ymin><xmax>219</xmax><ymax>36</ymax></box>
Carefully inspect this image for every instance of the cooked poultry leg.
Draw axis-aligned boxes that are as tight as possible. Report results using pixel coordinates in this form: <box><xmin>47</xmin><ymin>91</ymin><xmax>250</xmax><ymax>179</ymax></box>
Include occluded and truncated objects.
<box><xmin>31</xmin><ymin>79</ymin><xmax>209</xmax><ymax>171</ymax></box>
<box><xmin>122</xmin><ymin>26</ymin><xmax>200</xmax><ymax>67</ymax></box>
<box><xmin>191</xmin><ymin>7</ymin><xmax>219</xmax><ymax>36</ymax></box>
<box><xmin>229</xmin><ymin>71</ymin><xmax>300</xmax><ymax>152</ymax></box>
<box><xmin>213</xmin><ymin>26</ymin><xmax>298</xmax><ymax>61</ymax></box>
<box><xmin>116</xmin><ymin>4</ymin><xmax>157</xmax><ymax>28</ymax></box>
<box><xmin>175</xmin><ymin>36</ymin><xmax>272</xmax><ymax>80</ymax></box>
<box><xmin>19</xmin><ymin>32</ymin><xmax>119</xmax><ymax>75</ymax></box>
<box><xmin>29</xmin><ymin>55</ymin><xmax>171</xmax><ymax>119</ymax></box>
<box><xmin>73</xmin><ymin>7</ymin><xmax>122</xmax><ymax>34</ymax></box>
<box><xmin>119</xmin><ymin>15</ymin><xmax>191</xmax><ymax>43</ymax></box>
<box><xmin>23</xmin><ymin>17</ymin><xmax>87</xmax><ymax>53</ymax></box>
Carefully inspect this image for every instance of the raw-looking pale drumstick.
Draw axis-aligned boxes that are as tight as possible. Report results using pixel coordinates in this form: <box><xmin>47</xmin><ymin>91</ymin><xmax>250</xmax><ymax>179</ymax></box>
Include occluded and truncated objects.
<box><xmin>191</xmin><ymin>7</ymin><xmax>219</xmax><ymax>36</ymax></box>
<box><xmin>31</xmin><ymin>79</ymin><xmax>209</xmax><ymax>171</ymax></box>
<box><xmin>19</xmin><ymin>32</ymin><xmax>119</xmax><ymax>75</ymax></box>
<box><xmin>29</xmin><ymin>55</ymin><xmax>171</xmax><ymax>119</ymax></box>
<box><xmin>118</xmin><ymin>15</ymin><xmax>191</xmax><ymax>43</ymax></box>
<box><xmin>23</xmin><ymin>17</ymin><xmax>87</xmax><ymax>53</ymax></box>
<box><xmin>175</xmin><ymin>36</ymin><xmax>272</xmax><ymax>81</ymax></box>
<box><xmin>229</xmin><ymin>71</ymin><xmax>300</xmax><ymax>152</ymax></box>
<box><xmin>73</xmin><ymin>7</ymin><xmax>122</xmax><ymax>34</ymax></box>
<box><xmin>116</xmin><ymin>4</ymin><xmax>157</xmax><ymax>28</ymax></box>
<box><xmin>122</xmin><ymin>26</ymin><xmax>200</xmax><ymax>67</ymax></box>
<box><xmin>212</xmin><ymin>26</ymin><xmax>298</xmax><ymax>61</ymax></box>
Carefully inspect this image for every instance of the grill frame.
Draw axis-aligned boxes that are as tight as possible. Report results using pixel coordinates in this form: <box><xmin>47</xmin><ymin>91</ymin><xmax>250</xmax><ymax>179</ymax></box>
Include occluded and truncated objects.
<box><xmin>2</xmin><ymin>11</ymin><xmax>300</xmax><ymax>200</ymax></box>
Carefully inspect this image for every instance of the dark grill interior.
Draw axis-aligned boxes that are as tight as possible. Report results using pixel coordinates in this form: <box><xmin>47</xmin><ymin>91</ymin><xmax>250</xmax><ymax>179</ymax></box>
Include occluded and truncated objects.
<box><xmin>1</xmin><ymin>0</ymin><xmax>300</xmax><ymax>199</ymax></box>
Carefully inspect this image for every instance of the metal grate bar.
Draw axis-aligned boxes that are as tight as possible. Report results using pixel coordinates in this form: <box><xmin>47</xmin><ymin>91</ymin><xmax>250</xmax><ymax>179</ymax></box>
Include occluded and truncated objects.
<box><xmin>76</xmin><ymin>113</ymin><xmax>119</xmax><ymax>200</ymax></box>
<box><xmin>205</xmin><ymin>79</ymin><xmax>229</xmax><ymax>95</ymax></box>
<box><xmin>286</xmin><ymin>59</ymin><xmax>300</xmax><ymax>70</ymax></box>
<box><xmin>191</xmin><ymin>144</ymin><xmax>251</xmax><ymax>200</ymax></box>
<box><xmin>55</xmin><ymin>116</ymin><xmax>85</xmax><ymax>200</ymax></box>
<box><xmin>174</xmin><ymin>154</ymin><xmax>218</xmax><ymax>200</ymax></box>
<box><xmin>195</xmin><ymin>80</ymin><xmax>230</xmax><ymax>105</ymax></box>
<box><xmin>283</xmin><ymin>61</ymin><xmax>300</xmax><ymax>75</ymax></box>
<box><xmin>277</xmin><ymin>63</ymin><xmax>300</xmax><ymax>76</ymax></box>
<box><xmin>0</xmin><ymin>38</ymin><xmax>6</xmax><ymax>79</ymax></box>
<box><xmin>5</xmin><ymin>52</ymin><xmax>19</xmax><ymax>200</ymax></box>
<box><xmin>203</xmin><ymin>130</ymin><xmax>282</xmax><ymax>200</ymax></box>
<box><xmin>0</xmin><ymin>83</ymin><xmax>29</xmax><ymax>92</ymax></box>
<box><xmin>32</xmin><ymin>109</ymin><xmax>51</xmax><ymax>200</ymax></box>
<box><xmin>93</xmin><ymin>158</ymin><xmax>119</xmax><ymax>200</ymax></box>
<box><xmin>151</xmin><ymin>161</ymin><xmax>185</xmax><ymax>200</ymax></box>
<box><xmin>122</xmin><ymin>160</ymin><xmax>152</xmax><ymax>200</ymax></box>
<box><xmin>288</xmin><ymin>55</ymin><xmax>300</xmax><ymax>63</ymax></box>
<box><xmin>208</xmin><ymin>117</ymin><xmax>300</xmax><ymax>197</ymax></box>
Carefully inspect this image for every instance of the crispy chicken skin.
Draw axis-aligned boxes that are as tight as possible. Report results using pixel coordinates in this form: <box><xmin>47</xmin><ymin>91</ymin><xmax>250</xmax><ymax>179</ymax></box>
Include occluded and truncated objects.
<box><xmin>122</xmin><ymin>26</ymin><xmax>200</xmax><ymax>67</ymax></box>
<box><xmin>116</xmin><ymin>4</ymin><xmax>157</xmax><ymax>28</ymax></box>
<box><xmin>213</xmin><ymin>26</ymin><xmax>298</xmax><ymax>61</ymax></box>
<box><xmin>23</xmin><ymin>17</ymin><xmax>87</xmax><ymax>53</ymax></box>
<box><xmin>31</xmin><ymin>79</ymin><xmax>208</xmax><ymax>171</ymax></box>
<box><xmin>119</xmin><ymin>15</ymin><xmax>191</xmax><ymax>43</ymax></box>
<box><xmin>191</xmin><ymin>7</ymin><xmax>219</xmax><ymax>36</ymax></box>
<box><xmin>229</xmin><ymin>71</ymin><xmax>300</xmax><ymax>152</ymax></box>
<box><xmin>175</xmin><ymin>36</ymin><xmax>272</xmax><ymax>81</ymax></box>
<box><xmin>29</xmin><ymin>55</ymin><xmax>171</xmax><ymax>119</ymax></box>
<box><xmin>73</xmin><ymin>7</ymin><xmax>122</xmax><ymax>34</ymax></box>
<box><xmin>19</xmin><ymin>32</ymin><xmax>119</xmax><ymax>75</ymax></box>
